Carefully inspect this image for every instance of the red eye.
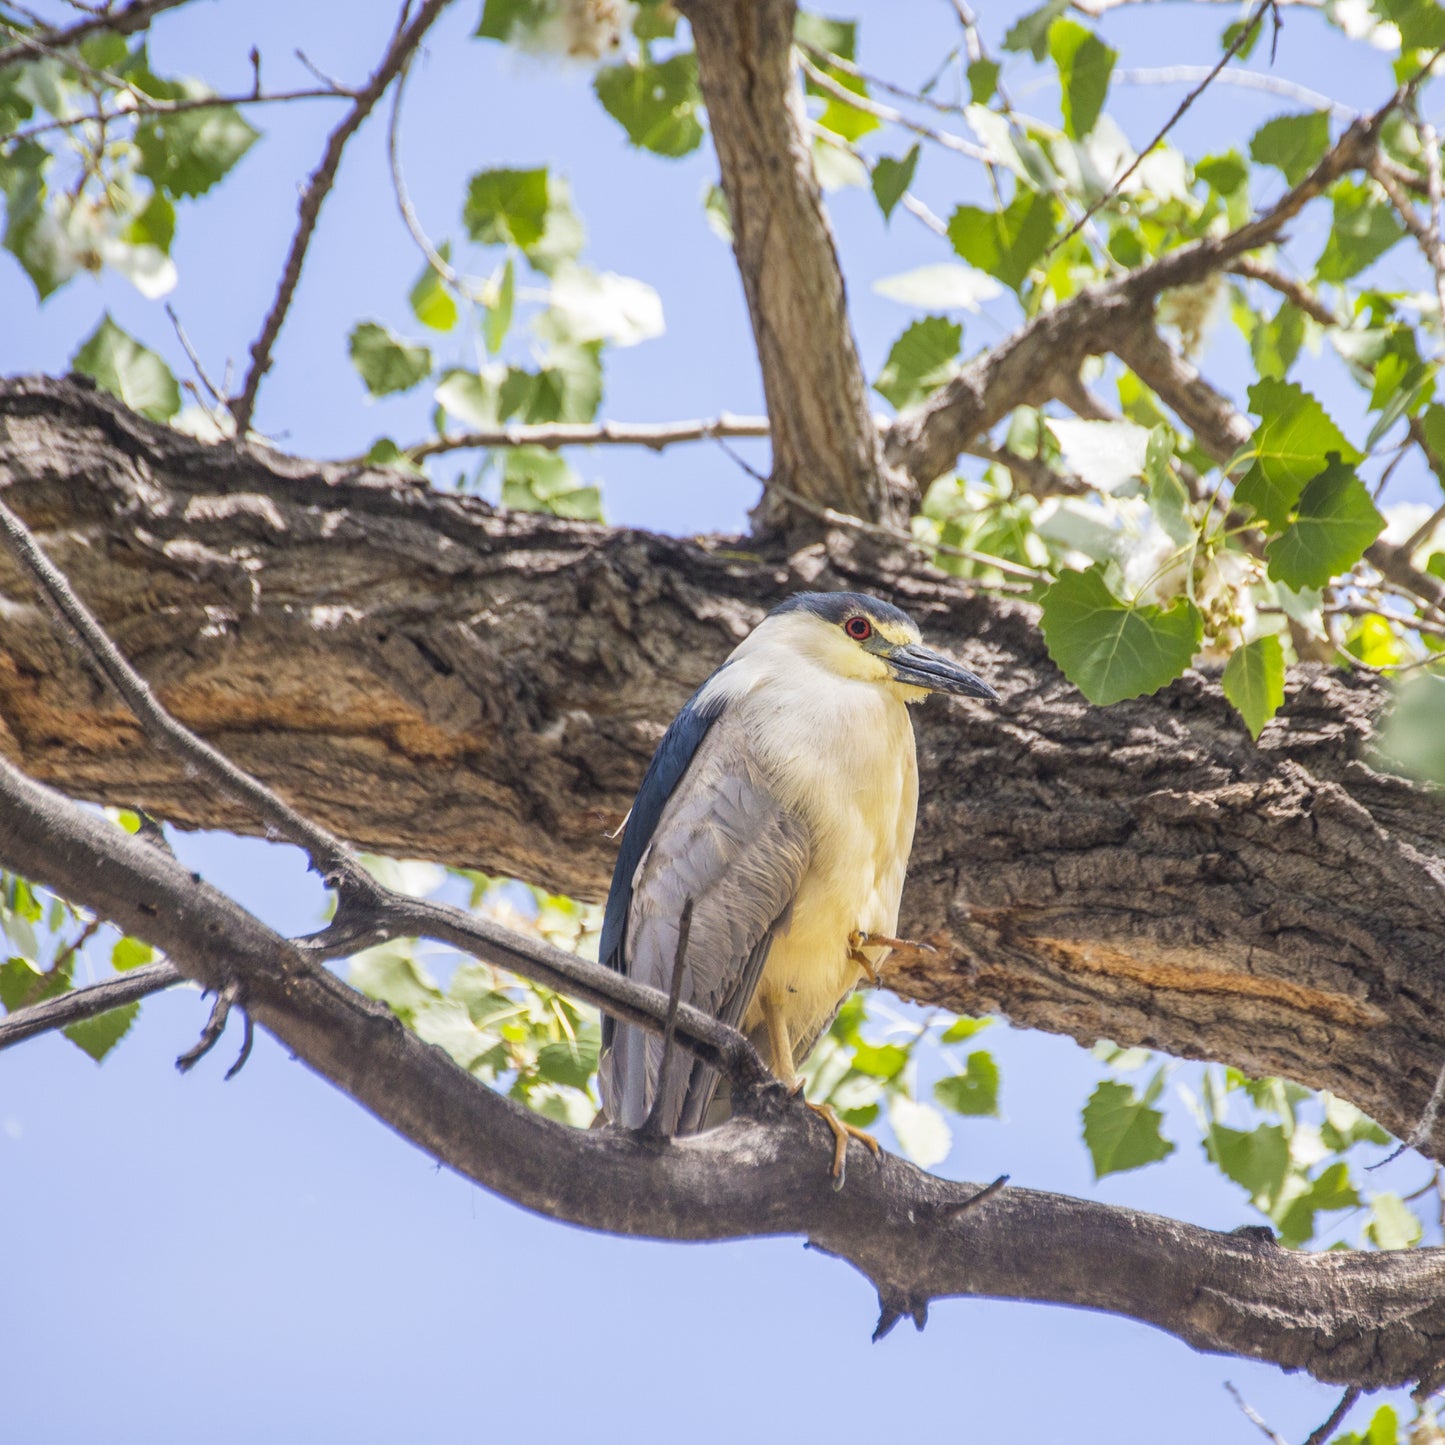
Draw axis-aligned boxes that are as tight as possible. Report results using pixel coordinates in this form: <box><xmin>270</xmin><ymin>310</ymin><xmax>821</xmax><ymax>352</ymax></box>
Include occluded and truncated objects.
<box><xmin>844</xmin><ymin>616</ymin><xmax>873</xmax><ymax>641</ymax></box>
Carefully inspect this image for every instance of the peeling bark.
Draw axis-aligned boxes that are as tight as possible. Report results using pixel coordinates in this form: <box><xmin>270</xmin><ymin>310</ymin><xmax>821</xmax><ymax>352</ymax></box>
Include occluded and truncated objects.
<box><xmin>2</xmin><ymin>374</ymin><xmax>1444</xmax><ymax>1158</ymax></box>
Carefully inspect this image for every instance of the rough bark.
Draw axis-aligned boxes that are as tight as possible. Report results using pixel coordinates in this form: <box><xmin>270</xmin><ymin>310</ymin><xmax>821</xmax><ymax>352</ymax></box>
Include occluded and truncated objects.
<box><xmin>2</xmin><ymin>374</ymin><xmax>1444</xmax><ymax>1160</ymax></box>
<box><xmin>679</xmin><ymin>0</ymin><xmax>902</xmax><ymax>533</ymax></box>
<box><xmin>3</xmin><ymin>749</ymin><xmax>1444</xmax><ymax>1392</ymax></box>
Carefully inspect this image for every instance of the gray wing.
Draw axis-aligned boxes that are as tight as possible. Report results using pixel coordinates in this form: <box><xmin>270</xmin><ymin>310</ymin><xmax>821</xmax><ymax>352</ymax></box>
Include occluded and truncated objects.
<box><xmin>598</xmin><ymin>707</ymin><xmax>810</xmax><ymax>1135</ymax></box>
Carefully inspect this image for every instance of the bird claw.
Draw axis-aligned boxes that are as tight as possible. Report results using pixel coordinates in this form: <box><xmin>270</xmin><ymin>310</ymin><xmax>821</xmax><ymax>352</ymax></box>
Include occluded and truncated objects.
<box><xmin>798</xmin><ymin>1092</ymin><xmax>881</xmax><ymax>1189</ymax></box>
<box><xmin>848</xmin><ymin>930</ymin><xmax>938</xmax><ymax>985</ymax></box>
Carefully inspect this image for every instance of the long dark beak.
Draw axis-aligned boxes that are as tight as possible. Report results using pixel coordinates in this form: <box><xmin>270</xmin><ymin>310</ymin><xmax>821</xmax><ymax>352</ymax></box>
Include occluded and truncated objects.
<box><xmin>887</xmin><ymin>643</ymin><xmax>999</xmax><ymax>701</ymax></box>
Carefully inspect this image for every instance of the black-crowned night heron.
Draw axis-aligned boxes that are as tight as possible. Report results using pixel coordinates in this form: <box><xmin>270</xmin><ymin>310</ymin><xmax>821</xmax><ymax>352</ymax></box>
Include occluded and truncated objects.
<box><xmin>598</xmin><ymin>591</ymin><xmax>998</xmax><ymax>1176</ymax></box>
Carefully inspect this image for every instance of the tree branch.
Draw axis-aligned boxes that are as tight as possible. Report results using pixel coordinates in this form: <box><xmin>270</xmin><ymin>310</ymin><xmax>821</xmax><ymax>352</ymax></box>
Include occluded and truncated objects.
<box><xmin>4</xmin><ymin>374</ymin><xmax>1445</xmax><ymax>1161</ymax></box>
<box><xmin>390</xmin><ymin>414</ymin><xmax>773</xmax><ymax>462</ymax></box>
<box><xmin>228</xmin><ymin>0</ymin><xmax>455</xmax><ymax>435</ymax></box>
<box><xmin>0</xmin><ymin>0</ymin><xmax>188</xmax><ymax>71</ymax></box>
<box><xmin>0</xmin><ymin>959</ymin><xmax>182</xmax><ymax>1051</ymax></box>
<box><xmin>1</xmin><ymin>748</ymin><xmax>1444</xmax><ymax>1391</ymax></box>
<box><xmin>679</xmin><ymin>0</ymin><xmax>901</xmax><ymax>533</ymax></box>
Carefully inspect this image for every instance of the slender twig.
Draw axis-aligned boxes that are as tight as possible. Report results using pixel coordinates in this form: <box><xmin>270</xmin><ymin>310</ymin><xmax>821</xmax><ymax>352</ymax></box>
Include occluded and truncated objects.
<box><xmin>386</xmin><ymin>49</ymin><xmax>490</xmax><ymax>305</ymax></box>
<box><xmin>1400</xmin><ymin>500</ymin><xmax>1445</xmax><ymax>559</ymax></box>
<box><xmin>936</xmin><ymin>1173</ymin><xmax>1009</xmax><ymax>1218</ymax></box>
<box><xmin>1223</xmin><ymin>1382</ymin><xmax>1290</xmax><ymax>1445</ymax></box>
<box><xmin>1227</xmin><ymin>258</ymin><xmax>1343</xmax><ymax>328</ymax></box>
<box><xmin>165</xmin><ymin>304</ymin><xmax>228</xmax><ymax>411</ymax></box>
<box><xmin>796</xmin><ymin>51</ymin><xmax>990</xmax><ymax>163</ymax></box>
<box><xmin>1053</xmin><ymin>0</ymin><xmax>1275</xmax><ymax>253</ymax></box>
<box><xmin>384</xmin><ymin>415</ymin><xmax>773</xmax><ymax>464</ymax></box>
<box><xmin>229</xmin><ymin>0</ymin><xmax>456</xmax><ymax>434</ymax></box>
<box><xmin>1072</xmin><ymin>0</ymin><xmax>1316</xmax><ymax>13</ymax></box>
<box><xmin>1114</xmin><ymin>66</ymin><xmax>1353</xmax><ymax>120</ymax></box>
<box><xmin>640</xmin><ymin>897</ymin><xmax>694</xmax><ymax>1139</ymax></box>
<box><xmin>1302</xmin><ymin>1386</ymin><xmax>1361</xmax><ymax>1445</ymax></box>
<box><xmin>796</xmin><ymin>39</ymin><xmax>967</xmax><ymax>120</ymax></box>
<box><xmin>0</xmin><ymin>0</ymin><xmax>187</xmax><ymax>70</ymax></box>
<box><xmin>0</xmin><ymin>961</ymin><xmax>183</xmax><ymax>1052</ymax></box>
<box><xmin>0</xmin><ymin>497</ymin><xmax>371</xmax><ymax>893</ymax></box>
<box><xmin>4</xmin><ymin>84</ymin><xmax>353</xmax><ymax>148</ymax></box>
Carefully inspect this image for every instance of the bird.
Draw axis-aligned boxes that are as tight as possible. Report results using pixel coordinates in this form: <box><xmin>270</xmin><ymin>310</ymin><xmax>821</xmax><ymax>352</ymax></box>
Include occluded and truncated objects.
<box><xmin>597</xmin><ymin>590</ymin><xmax>998</xmax><ymax>1177</ymax></box>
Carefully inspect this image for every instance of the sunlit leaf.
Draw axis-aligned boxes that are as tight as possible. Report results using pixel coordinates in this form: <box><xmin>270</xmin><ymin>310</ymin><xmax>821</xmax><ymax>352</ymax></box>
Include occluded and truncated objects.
<box><xmin>933</xmin><ymin>1051</ymin><xmax>1000</xmax><ymax>1117</ymax></box>
<box><xmin>1048</xmin><ymin>18</ymin><xmax>1116</xmax><ymax>138</ymax></box>
<box><xmin>1083</xmin><ymin>1079</ymin><xmax>1174</xmax><ymax>1177</ymax></box>
<box><xmin>347</xmin><ymin>322</ymin><xmax>432</xmax><ymax>397</ymax></box>
<box><xmin>1264</xmin><ymin>455</ymin><xmax>1384</xmax><ymax>590</ymax></box>
<box><xmin>1249</xmin><ymin>110</ymin><xmax>1330</xmax><ymax>185</ymax></box>
<box><xmin>71</xmin><ymin>316</ymin><xmax>180</xmax><ymax>421</ymax></box>
<box><xmin>1040</xmin><ymin>564</ymin><xmax>1202</xmax><ymax>705</ymax></box>
<box><xmin>873</xmin><ymin>316</ymin><xmax>961</xmax><ymax>410</ymax></box>
<box><xmin>464</xmin><ymin>166</ymin><xmax>550</xmax><ymax>247</ymax></box>
<box><xmin>1221</xmin><ymin>635</ymin><xmax>1285</xmax><ymax>739</ymax></box>
<box><xmin>871</xmin><ymin>144</ymin><xmax>919</xmax><ymax>222</ymax></box>
<box><xmin>594</xmin><ymin>53</ymin><xmax>703</xmax><ymax>157</ymax></box>
<box><xmin>64</xmin><ymin>1002</ymin><xmax>139</xmax><ymax>1062</ymax></box>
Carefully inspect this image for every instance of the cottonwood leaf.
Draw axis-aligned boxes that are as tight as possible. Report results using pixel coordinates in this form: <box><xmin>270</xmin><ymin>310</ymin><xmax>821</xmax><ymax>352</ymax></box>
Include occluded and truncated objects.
<box><xmin>1264</xmin><ymin>455</ymin><xmax>1383</xmax><ymax>590</ymax></box>
<box><xmin>594</xmin><ymin>53</ymin><xmax>703</xmax><ymax>157</ymax></box>
<box><xmin>1046</xmin><ymin>417</ymin><xmax>1151</xmax><ymax>492</ymax></box>
<box><xmin>1048</xmin><ymin>18</ymin><xmax>1116</xmax><ymax>138</ymax></box>
<box><xmin>348</xmin><ymin>322</ymin><xmax>432</xmax><ymax>397</ymax></box>
<box><xmin>888</xmin><ymin>1094</ymin><xmax>952</xmax><ymax>1168</ymax></box>
<box><xmin>933</xmin><ymin>1050</ymin><xmax>1000</xmax><ymax>1117</ymax></box>
<box><xmin>71</xmin><ymin>316</ymin><xmax>179</xmax><ymax>421</ymax></box>
<box><xmin>874</xmin><ymin>316</ymin><xmax>961</xmax><ymax>410</ymax></box>
<box><xmin>136</xmin><ymin>91</ymin><xmax>257</xmax><ymax>198</ymax></box>
<box><xmin>464</xmin><ymin>166</ymin><xmax>549</xmax><ymax>247</ymax></box>
<box><xmin>948</xmin><ymin>188</ymin><xmax>1055</xmax><ymax>294</ymax></box>
<box><xmin>872</xmin><ymin>262</ymin><xmax>1000</xmax><ymax>311</ymax></box>
<box><xmin>64</xmin><ymin>1002</ymin><xmax>139</xmax><ymax>1062</ymax></box>
<box><xmin>1040</xmin><ymin>564</ymin><xmax>1202</xmax><ymax>705</ymax></box>
<box><xmin>1221</xmin><ymin>635</ymin><xmax>1285</xmax><ymax>739</ymax></box>
<box><xmin>1082</xmin><ymin>1079</ymin><xmax>1174</xmax><ymax>1178</ymax></box>
<box><xmin>1236</xmin><ymin>378</ymin><xmax>1361</xmax><ymax>529</ymax></box>
<box><xmin>1249</xmin><ymin>110</ymin><xmax>1330</xmax><ymax>185</ymax></box>
<box><xmin>871</xmin><ymin>144</ymin><xmax>919</xmax><ymax>222</ymax></box>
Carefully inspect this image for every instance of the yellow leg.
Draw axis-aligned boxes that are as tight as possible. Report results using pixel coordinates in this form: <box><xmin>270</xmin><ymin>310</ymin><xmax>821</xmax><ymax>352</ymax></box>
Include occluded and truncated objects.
<box><xmin>761</xmin><ymin>993</ymin><xmax>881</xmax><ymax>1183</ymax></box>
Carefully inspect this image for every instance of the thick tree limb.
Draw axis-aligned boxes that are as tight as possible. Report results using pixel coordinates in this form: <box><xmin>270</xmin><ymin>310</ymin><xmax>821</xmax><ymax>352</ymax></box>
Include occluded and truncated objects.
<box><xmin>3</xmin><ymin>375</ymin><xmax>1445</xmax><ymax>1159</ymax></box>
<box><xmin>679</xmin><ymin>0</ymin><xmax>903</xmax><ymax>533</ymax></box>
<box><xmin>2</xmin><ymin>751</ymin><xmax>1444</xmax><ymax>1391</ymax></box>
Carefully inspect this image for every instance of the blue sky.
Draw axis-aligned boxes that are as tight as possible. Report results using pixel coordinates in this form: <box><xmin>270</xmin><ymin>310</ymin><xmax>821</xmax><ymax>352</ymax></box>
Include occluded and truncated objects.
<box><xmin>1</xmin><ymin>2</ymin><xmax>1439</xmax><ymax>1441</ymax></box>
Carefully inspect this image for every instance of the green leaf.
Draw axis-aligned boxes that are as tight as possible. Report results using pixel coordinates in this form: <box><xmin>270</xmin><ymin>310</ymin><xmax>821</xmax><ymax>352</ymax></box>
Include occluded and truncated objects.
<box><xmin>1265</xmin><ymin>455</ymin><xmax>1384</xmax><ymax>590</ymax></box>
<box><xmin>502</xmin><ymin>448</ymin><xmax>603</xmax><ymax>520</ymax></box>
<box><xmin>349</xmin><ymin>942</ymin><xmax>442</xmax><ymax>1020</ymax></box>
<box><xmin>873</xmin><ymin>316</ymin><xmax>961</xmax><ymax>410</ymax></box>
<box><xmin>594</xmin><ymin>53</ymin><xmax>703</xmax><ymax>157</ymax></box>
<box><xmin>464</xmin><ymin>166</ymin><xmax>550</xmax><ymax>247</ymax></box>
<box><xmin>968</xmin><ymin>58</ymin><xmax>1000</xmax><ymax>104</ymax></box>
<box><xmin>123</xmin><ymin>191</ymin><xmax>175</xmax><ymax>255</ymax></box>
<box><xmin>817</xmin><ymin>67</ymin><xmax>880</xmax><ymax>143</ymax></box>
<box><xmin>64</xmin><ymin>1002</ymin><xmax>139</xmax><ymax>1062</ymax></box>
<box><xmin>1195</xmin><ymin>151</ymin><xmax>1248</xmax><ymax>198</ymax></box>
<box><xmin>71</xmin><ymin>316</ymin><xmax>179</xmax><ymax>421</ymax></box>
<box><xmin>948</xmin><ymin>188</ymin><xmax>1055</xmax><ymax>294</ymax></box>
<box><xmin>1082</xmin><ymin>1079</ymin><xmax>1174</xmax><ymax>1178</ymax></box>
<box><xmin>1320</xmin><ymin>1093</ymin><xmax>1392</xmax><ymax>1151</ymax></box>
<box><xmin>111</xmin><ymin>936</ymin><xmax>154</xmax><ymax>972</ymax></box>
<box><xmin>1366</xmin><ymin>1192</ymin><xmax>1423</xmax><ymax>1249</ymax></box>
<box><xmin>1315</xmin><ymin>178</ymin><xmax>1405</xmax><ymax>282</ymax></box>
<box><xmin>1003</xmin><ymin>0</ymin><xmax>1068</xmax><ymax>58</ymax></box>
<box><xmin>135</xmin><ymin>94</ymin><xmax>258</xmax><ymax>198</ymax></box>
<box><xmin>1205</xmin><ymin>1121</ymin><xmax>1290</xmax><ymax>1207</ymax></box>
<box><xmin>870</xmin><ymin>144</ymin><xmax>919</xmax><ymax>222</ymax></box>
<box><xmin>537</xmin><ymin>1031</ymin><xmax>601</xmax><ymax>1089</ymax></box>
<box><xmin>1274</xmin><ymin>1160</ymin><xmax>1360</xmax><ymax>1247</ymax></box>
<box><xmin>1249</xmin><ymin>300</ymin><xmax>1305</xmax><ymax>381</ymax></box>
<box><xmin>1039</xmin><ymin>564</ymin><xmax>1203</xmax><ymax>706</ymax></box>
<box><xmin>524</xmin><ymin>175</ymin><xmax>587</xmax><ymax>275</ymax></box>
<box><xmin>347</xmin><ymin>322</ymin><xmax>432</xmax><ymax>397</ymax></box>
<box><xmin>933</xmin><ymin>1050</ymin><xmax>1000</xmax><ymax>1117</ymax></box>
<box><xmin>887</xmin><ymin>1094</ymin><xmax>952</xmax><ymax>1168</ymax></box>
<box><xmin>1236</xmin><ymin>378</ymin><xmax>1362</xmax><ymax>530</ymax></box>
<box><xmin>408</xmin><ymin>254</ymin><xmax>458</xmax><ymax>333</ymax></box>
<box><xmin>794</xmin><ymin>12</ymin><xmax>856</xmax><ymax>60</ymax></box>
<box><xmin>1221</xmin><ymin>636</ymin><xmax>1285</xmax><ymax>739</ymax></box>
<box><xmin>0</xmin><ymin>956</ymin><xmax>66</xmax><ymax>1011</ymax></box>
<box><xmin>484</xmin><ymin>255</ymin><xmax>514</xmax><ymax>353</ymax></box>
<box><xmin>1376</xmin><ymin>0</ymin><xmax>1445</xmax><ymax>48</ymax></box>
<box><xmin>475</xmin><ymin>0</ymin><xmax>531</xmax><ymax>39</ymax></box>
<box><xmin>1048</xmin><ymin>18</ymin><xmax>1116</xmax><ymax>138</ymax></box>
<box><xmin>941</xmin><ymin>1014</ymin><xmax>990</xmax><ymax>1044</ymax></box>
<box><xmin>1249</xmin><ymin>110</ymin><xmax>1331</xmax><ymax>186</ymax></box>
<box><xmin>849</xmin><ymin>1039</ymin><xmax>909</xmax><ymax>1079</ymax></box>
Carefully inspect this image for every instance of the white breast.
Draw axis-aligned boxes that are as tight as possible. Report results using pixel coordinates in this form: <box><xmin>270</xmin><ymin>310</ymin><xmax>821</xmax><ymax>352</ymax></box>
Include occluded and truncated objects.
<box><xmin>728</xmin><ymin>661</ymin><xmax>920</xmax><ymax>1062</ymax></box>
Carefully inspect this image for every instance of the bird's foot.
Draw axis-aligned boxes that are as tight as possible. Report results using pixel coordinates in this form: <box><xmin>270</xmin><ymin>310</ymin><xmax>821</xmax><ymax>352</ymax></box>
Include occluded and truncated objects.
<box><xmin>790</xmin><ymin>1081</ymin><xmax>881</xmax><ymax>1187</ymax></box>
<box><xmin>848</xmin><ymin>930</ymin><xmax>938</xmax><ymax>985</ymax></box>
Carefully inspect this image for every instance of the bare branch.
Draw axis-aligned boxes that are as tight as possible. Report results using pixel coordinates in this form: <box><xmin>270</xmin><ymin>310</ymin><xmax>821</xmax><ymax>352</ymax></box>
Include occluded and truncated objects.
<box><xmin>1228</xmin><ymin>258</ymin><xmax>1344</xmax><ymax>328</ymax></box>
<box><xmin>0</xmin><ymin>960</ymin><xmax>183</xmax><ymax>1052</ymax></box>
<box><xmin>795</xmin><ymin>50</ymin><xmax>990</xmax><ymax>162</ymax></box>
<box><xmin>0</xmin><ymin>0</ymin><xmax>187</xmax><ymax>71</ymax></box>
<box><xmin>228</xmin><ymin>0</ymin><xmax>456</xmax><ymax>435</ymax></box>
<box><xmin>390</xmin><ymin>414</ymin><xmax>773</xmax><ymax>463</ymax></box>
<box><xmin>1113</xmin><ymin>65</ymin><xmax>1354</xmax><ymax>119</ymax></box>
<box><xmin>1303</xmin><ymin>1389</ymin><xmax>1362</xmax><ymax>1445</ymax></box>
<box><xmin>3</xmin><ymin>746</ymin><xmax>1445</xmax><ymax>1391</ymax></box>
